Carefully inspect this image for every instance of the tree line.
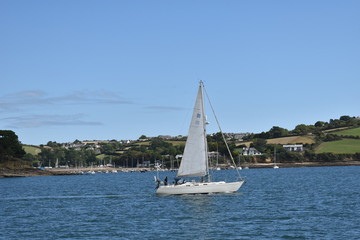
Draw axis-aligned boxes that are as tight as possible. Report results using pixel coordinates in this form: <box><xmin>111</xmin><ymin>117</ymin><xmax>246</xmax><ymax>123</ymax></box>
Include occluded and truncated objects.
<box><xmin>244</xmin><ymin>115</ymin><xmax>360</xmax><ymax>140</ymax></box>
<box><xmin>1</xmin><ymin>115</ymin><xmax>360</xmax><ymax>169</ymax></box>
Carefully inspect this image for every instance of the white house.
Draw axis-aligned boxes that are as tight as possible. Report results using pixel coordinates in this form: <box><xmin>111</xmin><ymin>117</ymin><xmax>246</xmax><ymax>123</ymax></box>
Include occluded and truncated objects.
<box><xmin>242</xmin><ymin>147</ymin><xmax>262</xmax><ymax>156</ymax></box>
<box><xmin>283</xmin><ymin>144</ymin><xmax>303</xmax><ymax>152</ymax></box>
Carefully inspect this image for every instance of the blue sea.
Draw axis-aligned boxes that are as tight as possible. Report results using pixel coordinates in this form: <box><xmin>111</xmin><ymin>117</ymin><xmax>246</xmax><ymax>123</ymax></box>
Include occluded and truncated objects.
<box><xmin>1</xmin><ymin>166</ymin><xmax>359</xmax><ymax>239</ymax></box>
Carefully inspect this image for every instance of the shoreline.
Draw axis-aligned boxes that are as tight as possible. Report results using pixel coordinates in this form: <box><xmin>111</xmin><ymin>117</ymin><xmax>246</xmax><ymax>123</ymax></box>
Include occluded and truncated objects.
<box><xmin>243</xmin><ymin>160</ymin><xmax>360</xmax><ymax>169</ymax></box>
<box><xmin>1</xmin><ymin>161</ymin><xmax>360</xmax><ymax>178</ymax></box>
<box><xmin>0</xmin><ymin>167</ymin><xmax>79</xmax><ymax>178</ymax></box>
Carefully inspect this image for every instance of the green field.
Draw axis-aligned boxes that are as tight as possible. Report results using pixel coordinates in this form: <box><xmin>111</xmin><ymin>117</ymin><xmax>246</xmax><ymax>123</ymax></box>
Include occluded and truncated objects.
<box><xmin>266</xmin><ymin>135</ymin><xmax>315</xmax><ymax>145</ymax></box>
<box><xmin>22</xmin><ymin>145</ymin><xmax>41</xmax><ymax>155</ymax></box>
<box><xmin>332</xmin><ymin>127</ymin><xmax>360</xmax><ymax>137</ymax></box>
<box><xmin>315</xmin><ymin>139</ymin><xmax>360</xmax><ymax>154</ymax></box>
<box><xmin>166</xmin><ymin>140</ymin><xmax>186</xmax><ymax>146</ymax></box>
<box><xmin>96</xmin><ymin>154</ymin><xmax>107</xmax><ymax>160</ymax></box>
<box><xmin>235</xmin><ymin>136</ymin><xmax>315</xmax><ymax>148</ymax></box>
<box><xmin>136</xmin><ymin>141</ymin><xmax>151</xmax><ymax>146</ymax></box>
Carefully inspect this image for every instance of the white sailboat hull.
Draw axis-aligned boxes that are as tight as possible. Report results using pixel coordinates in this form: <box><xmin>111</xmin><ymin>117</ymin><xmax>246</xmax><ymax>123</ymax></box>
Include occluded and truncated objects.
<box><xmin>156</xmin><ymin>180</ymin><xmax>245</xmax><ymax>195</ymax></box>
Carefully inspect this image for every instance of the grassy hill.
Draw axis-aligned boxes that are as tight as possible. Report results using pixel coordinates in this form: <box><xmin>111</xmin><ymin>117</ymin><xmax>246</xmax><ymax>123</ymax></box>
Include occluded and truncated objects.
<box><xmin>96</xmin><ymin>154</ymin><xmax>107</xmax><ymax>160</ymax></box>
<box><xmin>22</xmin><ymin>145</ymin><xmax>41</xmax><ymax>155</ymax></box>
<box><xmin>315</xmin><ymin>139</ymin><xmax>360</xmax><ymax>154</ymax></box>
<box><xmin>136</xmin><ymin>141</ymin><xmax>151</xmax><ymax>146</ymax></box>
<box><xmin>166</xmin><ymin>140</ymin><xmax>186</xmax><ymax>146</ymax></box>
<box><xmin>332</xmin><ymin>127</ymin><xmax>360</xmax><ymax>137</ymax></box>
<box><xmin>266</xmin><ymin>136</ymin><xmax>315</xmax><ymax>145</ymax></box>
<box><xmin>236</xmin><ymin>141</ymin><xmax>251</xmax><ymax>147</ymax></box>
<box><xmin>236</xmin><ymin>136</ymin><xmax>315</xmax><ymax>148</ymax></box>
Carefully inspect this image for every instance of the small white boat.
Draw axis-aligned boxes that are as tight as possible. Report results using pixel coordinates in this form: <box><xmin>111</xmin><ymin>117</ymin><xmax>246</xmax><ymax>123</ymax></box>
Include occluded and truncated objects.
<box><xmin>155</xmin><ymin>81</ymin><xmax>245</xmax><ymax>195</ymax></box>
<box><xmin>237</xmin><ymin>155</ymin><xmax>242</xmax><ymax>170</ymax></box>
<box><xmin>273</xmin><ymin>147</ymin><xmax>279</xmax><ymax>169</ymax></box>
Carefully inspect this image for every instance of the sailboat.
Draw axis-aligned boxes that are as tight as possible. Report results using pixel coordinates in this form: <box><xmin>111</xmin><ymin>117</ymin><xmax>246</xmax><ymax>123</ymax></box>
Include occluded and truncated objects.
<box><xmin>215</xmin><ymin>145</ymin><xmax>221</xmax><ymax>170</ymax></box>
<box><xmin>273</xmin><ymin>147</ymin><xmax>279</xmax><ymax>169</ymax></box>
<box><xmin>238</xmin><ymin>155</ymin><xmax>242</xmax><ymax>170</ymax></box>
<box><xmin>155</xmin><ymin>81</ymin><xmax>245</xmax><ymax>195</ymax></box>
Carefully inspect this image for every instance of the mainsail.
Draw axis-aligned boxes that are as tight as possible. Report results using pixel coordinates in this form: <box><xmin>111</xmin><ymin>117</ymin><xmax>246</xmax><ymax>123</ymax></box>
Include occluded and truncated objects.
<box><xmin>177</xmin><ymin>81</ymin><xmax>208</xmax><ymax>177</ymax></box>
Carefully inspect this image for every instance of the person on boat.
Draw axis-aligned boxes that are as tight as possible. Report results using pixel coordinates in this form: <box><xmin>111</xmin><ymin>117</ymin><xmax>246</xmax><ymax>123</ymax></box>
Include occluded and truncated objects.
<box><xmin>164</xmin><ymin>176</ymin><xmax>168</xmax><ymax>186</ymax></box>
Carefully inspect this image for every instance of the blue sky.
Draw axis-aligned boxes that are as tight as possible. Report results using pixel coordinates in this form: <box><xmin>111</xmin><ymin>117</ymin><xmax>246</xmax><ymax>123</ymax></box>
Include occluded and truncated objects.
<box><xmin>1</xmin><ymin>0</ymin><xmax>359</xmax><ymax>145</ymax></box>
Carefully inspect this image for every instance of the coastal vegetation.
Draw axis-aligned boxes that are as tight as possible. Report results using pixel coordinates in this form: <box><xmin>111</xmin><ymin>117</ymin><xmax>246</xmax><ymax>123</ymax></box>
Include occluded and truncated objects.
<box><xmin>0</xmin><ymin>130</ymin><xmax>26</xmax><ymax>165</ymax></box>
<box><xmin>1</xmin><ymin>115</ymin><xmax>360</xmax><ymax>170</ymax></box>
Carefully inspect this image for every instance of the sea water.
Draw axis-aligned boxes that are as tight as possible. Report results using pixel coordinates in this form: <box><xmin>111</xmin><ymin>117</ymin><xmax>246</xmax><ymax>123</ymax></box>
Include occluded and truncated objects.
<box><xmin>1</xmin><ymin>166</ymin><xmax>359</xmax><ymax>239</ymax></box>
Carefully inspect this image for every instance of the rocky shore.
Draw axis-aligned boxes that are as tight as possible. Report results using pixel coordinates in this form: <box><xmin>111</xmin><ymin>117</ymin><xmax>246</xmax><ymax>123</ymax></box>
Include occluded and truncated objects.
<box><xmin>0</xmin><ymin>167</ymin><xmax>78</xmax><ymax>178</ymax></box>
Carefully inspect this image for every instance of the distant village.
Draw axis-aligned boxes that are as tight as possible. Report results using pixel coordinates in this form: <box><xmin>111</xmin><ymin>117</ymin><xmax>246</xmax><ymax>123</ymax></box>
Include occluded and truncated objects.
<box><xmin>58</xmin><ymin>132</ymin><xmax>304</xmax><ymax>157</ymax></box>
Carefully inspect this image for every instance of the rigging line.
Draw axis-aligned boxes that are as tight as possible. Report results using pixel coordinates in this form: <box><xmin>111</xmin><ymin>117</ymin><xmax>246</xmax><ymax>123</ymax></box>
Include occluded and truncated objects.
<box><xmin>203</xmin><ymin>83</ymin><xmax>242</xmax><ymax>180</ymax></box>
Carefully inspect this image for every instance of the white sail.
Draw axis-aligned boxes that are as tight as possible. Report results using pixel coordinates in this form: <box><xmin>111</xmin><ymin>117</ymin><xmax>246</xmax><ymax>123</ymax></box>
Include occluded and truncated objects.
<box><xmin>177</xmin><ymin>81</ymin><xmax>208</xmax><ymax>177</ymax></box>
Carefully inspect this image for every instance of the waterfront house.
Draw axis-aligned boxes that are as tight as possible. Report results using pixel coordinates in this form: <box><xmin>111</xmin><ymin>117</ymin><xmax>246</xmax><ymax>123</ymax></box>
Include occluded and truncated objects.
<box><xmin>242</xmin><ymin>147</ymin><xmax>262</xmax><ymax>156</ymax></box>
<box><xmin>283</xmin><ymin>144</ymin><xmax>304</xmax><ymax>152</ymax></box>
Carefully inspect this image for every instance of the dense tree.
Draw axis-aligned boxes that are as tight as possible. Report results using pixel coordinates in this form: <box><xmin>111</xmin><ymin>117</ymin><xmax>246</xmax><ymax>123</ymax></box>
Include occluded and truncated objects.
<box><xmin>0</xmin><ymin>130</ymin><xmax>26</xmax><ymax>161</ymax></box>
<box><xmin>339</xmin><ymin>115</ymin><xmax>351</xmax><ymax>121</ymax></box>
<box><xmin>292</xmin><ymin>124</ymin><xmax>310</xmax><ymax>135</ymax></box>
<box><xmin>250</xmin><ymin>138</ymin><xmax>267</xmax><ymax>153</ymax></box>
<box><xmin>65</xmin><ymin>149</ymin><xmax>83</xmax><ymax>167</ymax></box>
<box><xmin>139</xmin><ymin>135</ymin><xmax>147</xmax><ymax>140</ymax></box>
<box><xmin>315</xmin><ymin>121</ymin><xmax>326</xmax><ymax>128</ymax></box>
<box><xmin>268</xmin><ymin>126</ymin><xmax>289</xmax><ymax>138</ymax></box>
<box><xmin>253</xmin><ymin>126</ymin><xmax>289</xmax><ymax>139</ymax></box>
<box><xmin>208</xmin><ymin>132</ymin><xmax>224</xmax><ymax>143</ymax></box>
<box><xmin>46</xmin><ymin>141</ymin><xmax>61</xmax><ymax>148</ymax></box>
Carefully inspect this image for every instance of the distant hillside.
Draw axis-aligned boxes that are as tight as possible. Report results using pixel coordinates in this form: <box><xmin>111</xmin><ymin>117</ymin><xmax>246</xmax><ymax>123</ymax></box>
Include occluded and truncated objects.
<box><xmin>6</xmin><ymin>115</ymin><xmax>359</xmax><ymax>167</ymax></box>
<box><xmin>166</xmin><ymin>140</ymin><xmax>186</xmax><ymax>146</ymax></box>
<box><xmin>235</xmin><ymin>136</ymin><xmax>315</xmax><ymax>148</ymax></box>
<box><xmin>266</xmin><ymin>136</ymin><xmax>315</xmax><ymax>145</ymax></box>
<box><xmin>332</xmin><ymin>127</ymin><xmax>360</xmax><ymax>137</ymax></box>
<box><xmin>235</xmin><ymin>141</ymin><xmax>251</xmax><ymax>147</ymax></box>
<box><xmin>315</xmin><ymin>139</ymin><xmax>360</xmax><ymax>154</ymax></box>
<box><xmin>22</xmin><ymin>145</ymin><xmax>41</xmax><ymax>155</ymax></box>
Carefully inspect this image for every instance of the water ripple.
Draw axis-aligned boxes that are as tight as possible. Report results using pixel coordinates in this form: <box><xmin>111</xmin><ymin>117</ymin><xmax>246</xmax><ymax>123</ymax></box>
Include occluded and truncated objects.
<box><xmin>1</xmin><ymin>167</ymin><xmax>359</xmax><ymax>239</ymax></box>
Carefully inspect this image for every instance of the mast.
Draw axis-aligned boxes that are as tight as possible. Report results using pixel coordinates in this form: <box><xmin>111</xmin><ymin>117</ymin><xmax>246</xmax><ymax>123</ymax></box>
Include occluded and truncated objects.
<box><xmin>273</xmin><ymin>147</ymin><xmax>279</xmax><ymax>168</ymax></box>
<box><xmin>200</xmin><ymin>81</ymin><xmax>210</xmax><ymax>181</ymax></box>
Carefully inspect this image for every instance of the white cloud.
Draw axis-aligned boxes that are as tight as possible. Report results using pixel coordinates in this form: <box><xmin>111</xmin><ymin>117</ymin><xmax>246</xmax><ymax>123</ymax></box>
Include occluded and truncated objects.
<box><xmin>2</xmin><ymin>114</ymin><xmax>102</xmax><ymax>128</ymax></box>
<box><xmin>0</xmin><ymin>89</ymin><xmax>134</xmax><ymax>112</ymax></box>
